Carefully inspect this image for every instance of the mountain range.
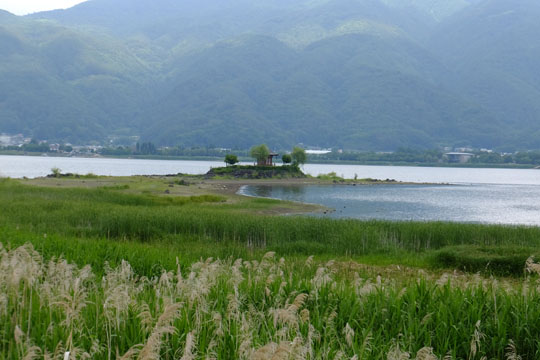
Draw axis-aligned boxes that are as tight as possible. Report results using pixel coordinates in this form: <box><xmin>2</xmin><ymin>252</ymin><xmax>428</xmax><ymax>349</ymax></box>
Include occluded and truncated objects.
<box><xmin>0</xmin><ymin>0</ymin><xmax>539</xmax><ymax>150</ymax></box>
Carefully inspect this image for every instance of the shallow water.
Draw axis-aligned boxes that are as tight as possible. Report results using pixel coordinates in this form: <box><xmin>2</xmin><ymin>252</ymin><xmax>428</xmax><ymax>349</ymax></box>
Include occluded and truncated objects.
<box><xmin>240</xmin><ymin>183</ymin><xmax>540</xmax><ymax>226</ymax></box>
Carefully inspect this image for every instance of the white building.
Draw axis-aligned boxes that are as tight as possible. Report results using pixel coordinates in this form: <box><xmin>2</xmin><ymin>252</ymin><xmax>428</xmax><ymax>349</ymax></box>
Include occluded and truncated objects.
<box><xmin>445</xmin><ymin>152</ymin><xmax>474</xmax><ymax>163</ymax></box>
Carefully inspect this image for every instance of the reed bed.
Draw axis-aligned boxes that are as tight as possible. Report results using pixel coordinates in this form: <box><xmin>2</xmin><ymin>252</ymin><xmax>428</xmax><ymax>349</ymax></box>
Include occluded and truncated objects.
<box><xmin>1</xmin><ymin>179</ymin><xmax>540</xmax><ymax>259</ymax></box>
<box><xmin>2</xmin><ymin>243</ymin><xmax>540</xmax><ymax>359</ymax></box>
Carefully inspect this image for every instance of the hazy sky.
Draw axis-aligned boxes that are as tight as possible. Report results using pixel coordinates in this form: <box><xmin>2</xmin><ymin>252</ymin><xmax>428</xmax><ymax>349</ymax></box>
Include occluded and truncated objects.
<box><xmin>0</xmin><ymin>0</ymin><xmax>88</xmax><ymax>15</ymax></box>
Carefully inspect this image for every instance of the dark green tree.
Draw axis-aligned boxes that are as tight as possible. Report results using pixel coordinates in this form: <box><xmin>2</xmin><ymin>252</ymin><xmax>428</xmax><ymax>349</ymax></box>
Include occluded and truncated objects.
<box><xmin>139</xmin><ymin>142</ymin><xmax>157</xmax><ymax>155</ymax></box>
<box><xmin>224</xmin><ymin>154</ymin><xmax>239</xmax><ymax>166</ymax></box>
<box><xmin>23</xmin><ymin>142</ymin><xmax>49</xmax><ymax>153</ymax></box>
<box><xmin>282</xmin><ymin>154</ymin><xmax>292</xmax><ymax>164</ymax></box>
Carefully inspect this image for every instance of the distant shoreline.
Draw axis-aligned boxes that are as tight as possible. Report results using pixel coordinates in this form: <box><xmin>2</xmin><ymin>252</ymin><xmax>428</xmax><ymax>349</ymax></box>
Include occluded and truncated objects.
<box><xmin>0</xmin><ymin>151</ymin><xmax>537</xmax><ymax>169</ymax></box>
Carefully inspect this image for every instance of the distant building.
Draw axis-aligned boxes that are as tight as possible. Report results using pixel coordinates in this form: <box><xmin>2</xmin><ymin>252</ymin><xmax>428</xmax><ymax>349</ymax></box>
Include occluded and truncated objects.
<box><xmin>306</xmin><ymin>150</ymin><xmax>331</xmax><ymax>155</ymax></box>
<box><xmin>49</xmin><ymin>144</ymin><xmax>60</xmax><ymax>152</ymax></box>
<box><xmin>0</xmin><ymin>134</ymin><xmax>9</xmax><ymax>146</ymax></box>
<box><xmin>445</xmin><ymin>152</ymin><xmax>474</xmax><ymax>163</ymax></box>
<box><xmin>0</xmin><ymin>133</ymin><xmax>29</xmax><ymax>146</ymax></box>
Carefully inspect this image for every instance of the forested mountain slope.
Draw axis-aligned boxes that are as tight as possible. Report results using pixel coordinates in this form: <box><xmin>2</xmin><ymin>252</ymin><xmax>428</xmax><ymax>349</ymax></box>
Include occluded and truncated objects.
<box><xmin>0</xmin><ymin>0</ymin><xmax>537</xmax><ymax>150</ymax></box>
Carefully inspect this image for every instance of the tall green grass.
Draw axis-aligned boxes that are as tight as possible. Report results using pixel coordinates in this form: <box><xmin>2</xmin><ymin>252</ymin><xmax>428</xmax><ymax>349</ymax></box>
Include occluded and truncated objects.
<box><xmin>1</xmin><ymin>179</ymin><xmax>540</xmax><ymax>258</ymax></box>
<box><xmin>1</xmin><ymin>243</ymin><xmax>540</xmax><ymax>359</ymax></box>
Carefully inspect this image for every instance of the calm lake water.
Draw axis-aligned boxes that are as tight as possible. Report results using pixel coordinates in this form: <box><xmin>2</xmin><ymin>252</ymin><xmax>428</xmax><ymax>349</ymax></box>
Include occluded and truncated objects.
<box><xmin>1</xmin><ymin>155</ymin><xmax>540</xmax><ymax>184</ymax></box>
<box><xmin>0</xmin><ymin>155</ymin><xmax>229</xmax><ymax>179</ymax></box>
<box><xmin>2</xmin><ymin>155</ymin><xmax>540</xmax><ymax>225</ymax></box>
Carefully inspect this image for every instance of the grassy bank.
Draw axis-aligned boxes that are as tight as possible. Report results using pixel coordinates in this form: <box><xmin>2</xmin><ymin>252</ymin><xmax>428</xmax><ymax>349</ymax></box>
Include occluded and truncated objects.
<box><xmin>2</xmin><ymin>177</ymin><xmax>540</xmax><ymax>358</ymax></box>
<box><xmin>2</xmin><ymin>178</ymin><xmax>540</xmax><ymax>275</ymax></box>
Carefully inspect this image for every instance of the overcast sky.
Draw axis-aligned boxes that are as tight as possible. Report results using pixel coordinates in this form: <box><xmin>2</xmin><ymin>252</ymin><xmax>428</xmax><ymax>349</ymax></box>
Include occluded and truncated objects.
<box><xmin>0</xmin><ymin>0</ymin><xmax>88</xmax><ymax>15</ymax></box>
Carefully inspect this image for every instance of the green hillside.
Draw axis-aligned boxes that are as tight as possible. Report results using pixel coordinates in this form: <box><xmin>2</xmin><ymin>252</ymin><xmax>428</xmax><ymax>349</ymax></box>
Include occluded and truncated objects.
<box><xmin>429</xmin><ymin>0</ymin><xmax>540</xmax><ymax>149</ymax></box>
<box><xmin>146</xmin><ymin>34</ymin><xmax>505</xmax><ymax>149</ymax></box>
<box><xmin>0</xmin><ymin>0</ymin><xmax>538</xmax><ymax>150</ymax></box>
<box><xmin>0</xmin><ymin>18</ymin><xmax>151</xmax><ymax>143</ymax></box>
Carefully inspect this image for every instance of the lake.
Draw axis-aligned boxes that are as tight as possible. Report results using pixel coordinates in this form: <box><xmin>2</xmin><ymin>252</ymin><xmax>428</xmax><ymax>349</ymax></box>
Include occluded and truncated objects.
<box><xmin>0</xmin><ymin>155</ymin><xmax>229</xmax><ymax>179</ymax></box>
<box><xmin>1</xmin><ymin>155</ymin><xmax>540</xmax><ymax>184</ymax></box>
<box><xmin>2</xmin><ymin>155</ymin><xmax>540</xmax><ymax>225</ymax></box>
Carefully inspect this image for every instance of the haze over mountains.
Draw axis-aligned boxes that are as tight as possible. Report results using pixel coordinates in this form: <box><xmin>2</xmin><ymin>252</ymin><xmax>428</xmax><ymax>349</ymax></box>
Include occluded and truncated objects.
<box><xmin>1</xmin><ymin>0</ymin><xmax>539</xmax><ymax>150</ymax></box>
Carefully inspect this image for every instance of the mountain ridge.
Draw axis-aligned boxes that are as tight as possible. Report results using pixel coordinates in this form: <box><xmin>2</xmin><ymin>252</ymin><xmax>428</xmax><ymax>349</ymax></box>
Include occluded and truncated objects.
<box><xmin>0</xmin><ymin>0</ymin><xmax>538</xmax><ymax>150</ymax></box>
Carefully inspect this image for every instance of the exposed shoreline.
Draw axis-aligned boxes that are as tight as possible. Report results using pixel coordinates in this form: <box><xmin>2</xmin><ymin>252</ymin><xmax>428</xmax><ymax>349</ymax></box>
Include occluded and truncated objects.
<box><xmin>200</xmin><ymin>177</ymin><xmax>444</xmax><ymax>197</ymax></box>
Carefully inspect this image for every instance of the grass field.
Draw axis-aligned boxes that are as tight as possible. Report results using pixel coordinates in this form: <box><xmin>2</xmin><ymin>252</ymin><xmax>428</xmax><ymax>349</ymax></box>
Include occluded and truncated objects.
<box><xmin>1</xmin><ymin>177</ymin><xmax>540</xmax><ymax>359</ymax></box>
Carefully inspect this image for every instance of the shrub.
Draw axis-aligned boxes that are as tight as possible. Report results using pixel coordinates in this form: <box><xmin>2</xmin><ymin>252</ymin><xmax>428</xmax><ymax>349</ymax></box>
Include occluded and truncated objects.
<box><xmin>50</xmin><ymin>167</ymin><xmax>62</xmax><ymax>177</ymax></box>
<box><xmin>431</xmin><ymin>245</ymin><xmax>540</xmax><ymax>276</ymax></box>
<box><xmin>224</xmin><ymin>154</ymin><xmax>239</xmax><ymax>166</ymax></box>
<box><xmin>282</xmin><ymin>154</ymin><xmax>292</xmax><ymax>164</ymax></box>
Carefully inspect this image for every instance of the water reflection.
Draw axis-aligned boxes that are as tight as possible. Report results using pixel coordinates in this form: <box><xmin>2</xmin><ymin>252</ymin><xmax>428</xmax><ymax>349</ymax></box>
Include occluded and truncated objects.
<box><xmin>251</xmin><ymin>186</ymin><xmax>272</xmax><ymax>198</ymax></box>
<box><xmin>248</xmin><ymin>185</ymin><xmax>306</xmax><ymax>199</ymax></box>
<box><xmin>281</xmin><ymin>186</ymin><xmax>305</xmax><ymax>195</ymax></box>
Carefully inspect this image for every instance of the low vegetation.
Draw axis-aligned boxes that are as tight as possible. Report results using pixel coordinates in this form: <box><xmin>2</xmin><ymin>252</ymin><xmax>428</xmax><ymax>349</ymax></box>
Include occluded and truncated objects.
<box><xmin>206</xmin><ymin>165</ymin><xmax>306</xmax><ymax>179</ymax></box>
<box><xmin>2</xmin><ymin>177</ymin><xmax>540</xmax><ymax>358</ymax></box>
<box><xmin>432</xmin><ymin>245</ymin><xmax>540</xmax><ymax>277</ymax></box>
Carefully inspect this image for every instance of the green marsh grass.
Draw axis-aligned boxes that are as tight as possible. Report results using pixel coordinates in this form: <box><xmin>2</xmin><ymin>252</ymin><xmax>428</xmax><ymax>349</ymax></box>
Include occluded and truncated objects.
<box><xmin>2</xmin><ymin>179</ymin><xmax>540</xmax><ymax>357</ymax></box>
<box><xmin>432</xmin><ymin>245</ymin><xmax>540</xmax><ymax>276</ymax></box>
<box><xmin>2</xmin><ymin>179</ymin><xmax>540</xmax><ymax>276</ymax></box>
<box><xmin>1</xmin><ymin>180</ymin><xmax>540</xmax><ymax>246</ymax></box>
<box><xmin>1</xmin><ymin>179</ymin><xmax>540</xmax><ymax>259</ymax></box>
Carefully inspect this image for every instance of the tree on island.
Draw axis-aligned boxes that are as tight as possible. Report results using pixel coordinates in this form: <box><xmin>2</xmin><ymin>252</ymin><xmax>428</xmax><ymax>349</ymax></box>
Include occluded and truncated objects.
<box><xmin>250</xmin><ymin>144</ymin><xmax>270</xmax><ymax>165</ymax></box>
<box><xmin>291</xmin><ymin>146</ymin><xmax>307</xmax><ymax>166</ymax></box>
<box><xmin>224</xmin><ymin>154</ymin><xmax>239</xmax><ymax>166</ymax></box>
<box><xmin>282</xmin><ymin>153</ymin><xmax>292</xmax><ymax>164</ymax></box>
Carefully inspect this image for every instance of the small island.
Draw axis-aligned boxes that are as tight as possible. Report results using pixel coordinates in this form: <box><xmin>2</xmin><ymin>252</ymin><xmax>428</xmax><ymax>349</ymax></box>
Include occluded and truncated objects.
<box><xmin>206</xmin><ymin>144</ymin><xmax>308</xmax><ymax>179</ymax></box>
